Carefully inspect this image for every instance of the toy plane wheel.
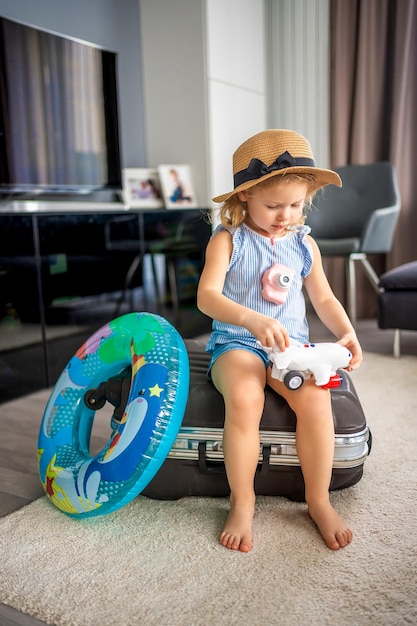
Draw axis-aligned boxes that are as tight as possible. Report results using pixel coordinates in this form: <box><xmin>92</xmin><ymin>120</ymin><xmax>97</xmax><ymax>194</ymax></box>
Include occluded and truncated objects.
<box><xmin>284</xmin><ymin>371</ymin><xmax>304</xmax><ymax>390</ymax></box>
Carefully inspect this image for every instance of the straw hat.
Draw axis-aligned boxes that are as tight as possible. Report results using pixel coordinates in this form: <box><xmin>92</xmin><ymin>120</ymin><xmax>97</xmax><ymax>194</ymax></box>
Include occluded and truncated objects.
<box><xmin>212</xmin><ymin>129</ymin><xmax>342</xmax><ymax>203</ymax></box>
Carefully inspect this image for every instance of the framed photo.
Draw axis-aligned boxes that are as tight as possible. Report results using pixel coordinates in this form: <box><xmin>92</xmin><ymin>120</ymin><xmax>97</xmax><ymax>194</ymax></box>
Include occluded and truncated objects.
<box><xmin>158</xmin><ymin>164</ymin><xmax>198</xmax><ymax>209</ymax></box>
<box><xmin>122</xmin><ymin>168</ymin><xmax>164</xmax><ymax>208</ymax></box>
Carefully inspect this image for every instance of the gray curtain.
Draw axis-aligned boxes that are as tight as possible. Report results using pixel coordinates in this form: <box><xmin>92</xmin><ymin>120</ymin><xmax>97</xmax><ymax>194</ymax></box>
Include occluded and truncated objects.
<box><xmin>329</xmin><ymin>0</ymin><xmax>417</xmax><ymax>318</ymax></box>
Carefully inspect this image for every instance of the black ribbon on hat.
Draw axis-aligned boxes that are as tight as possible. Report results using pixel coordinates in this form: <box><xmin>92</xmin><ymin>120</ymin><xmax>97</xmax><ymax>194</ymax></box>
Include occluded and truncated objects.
<box><xmin>234</xmin><ymin>151</ymin><xmax>315</xmax><ymax>188</ymax></box>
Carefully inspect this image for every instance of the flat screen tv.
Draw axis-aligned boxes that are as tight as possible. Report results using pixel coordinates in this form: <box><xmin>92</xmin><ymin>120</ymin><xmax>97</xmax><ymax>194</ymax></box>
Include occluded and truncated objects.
<box><xmin>0</xmin><ymin>16</ymin><xmax>122</xmax><ymax>197</ymax></box>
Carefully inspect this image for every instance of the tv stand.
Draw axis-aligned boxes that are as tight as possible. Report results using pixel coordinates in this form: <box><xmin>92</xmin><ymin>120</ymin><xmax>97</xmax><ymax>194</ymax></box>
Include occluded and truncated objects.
<box><xmin>0</xmin><ymin>204</ymin><xmax>211</xmax><ymax>401</ymax></box>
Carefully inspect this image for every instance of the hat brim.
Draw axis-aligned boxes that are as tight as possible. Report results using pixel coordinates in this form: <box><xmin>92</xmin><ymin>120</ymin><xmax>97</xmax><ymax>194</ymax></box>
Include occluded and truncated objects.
<box><xmin>212</xmin><ymin>167</ymin><xmax>342</xmax><ymax>203</ymax></box>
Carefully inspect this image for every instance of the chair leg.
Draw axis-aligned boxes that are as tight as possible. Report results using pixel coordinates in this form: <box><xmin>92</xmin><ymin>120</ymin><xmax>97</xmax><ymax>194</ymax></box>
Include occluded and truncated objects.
<box><xmin>150</xmin><ymin>253</ymin><xmax>162</xmax><ymax>310</ymax></box>
<box><xmin>114</xmin><ymin>252</ymin><xmax>145</xmax><ymax>317</ymax></box>
<box><xmin>347</xmin><ymin>253</ymin><xmax>382</xmax><ymax>327</ymax></box>
<box><xmin>347</xmin><ymin>256</ymin><xmax>357</xmax><ymax>327</ymax></box>
<box><xmin>357</xmin><ymin>255</ymin><xmax>381</xmax><ymax>294</ymax></box>
<box><xmin>167</xmin><ymin>258</ymin><xmax>179</xmax><ymax>321</ymax></box>
<box><xmin>393</xmin><ymin>329</ymin><xmax>401</xmax><ymax>358</ymax></box>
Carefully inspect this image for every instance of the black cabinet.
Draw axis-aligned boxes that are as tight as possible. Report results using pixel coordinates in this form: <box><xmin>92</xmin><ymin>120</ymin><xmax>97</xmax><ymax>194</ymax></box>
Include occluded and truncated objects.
<box><xmin>0</xmin><ymin>206</ymin><xmax>211</xmax><ymax>402</ymax></box>
<box><xmin>1</xmin><ymin>212</ymin><xmax>142</xmax><ymax>323</ymax></box>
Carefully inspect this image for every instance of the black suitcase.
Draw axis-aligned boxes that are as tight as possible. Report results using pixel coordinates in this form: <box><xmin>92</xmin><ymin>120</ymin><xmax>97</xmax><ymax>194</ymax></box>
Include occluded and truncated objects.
<box><xmin>142</xmin><ymin>338</ymin><xmax>371</xmax><ymax>502</ymax></box>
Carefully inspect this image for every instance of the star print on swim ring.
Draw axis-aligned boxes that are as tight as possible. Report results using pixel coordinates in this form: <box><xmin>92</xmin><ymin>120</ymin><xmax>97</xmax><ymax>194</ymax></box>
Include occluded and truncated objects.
<box><xmin>37</xmin><ymin>312</ymin><xmax>189</xmax><ymax>518</ymax></box>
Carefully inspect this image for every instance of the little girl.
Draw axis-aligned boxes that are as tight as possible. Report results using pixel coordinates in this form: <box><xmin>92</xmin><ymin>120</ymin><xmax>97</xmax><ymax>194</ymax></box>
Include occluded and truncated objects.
<box><xmin>197</xmin><ymin>129</ymin><xmax>362</xmax><ymax>553</ymax></box>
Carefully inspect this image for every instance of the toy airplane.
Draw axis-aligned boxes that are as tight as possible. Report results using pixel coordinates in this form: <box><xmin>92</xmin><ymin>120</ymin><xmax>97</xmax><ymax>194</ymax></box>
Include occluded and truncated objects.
<box><xmin>262</xmin><ymin>340</ymin><xmax>353</xmax><ymax>390</ymax></box>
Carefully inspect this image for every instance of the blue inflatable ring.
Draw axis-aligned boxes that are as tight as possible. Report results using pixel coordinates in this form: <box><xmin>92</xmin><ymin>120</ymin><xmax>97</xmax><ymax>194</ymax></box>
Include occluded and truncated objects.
<box><xmin>38</xmin><ymin>313</ymin><xmax>189</xmax><ymax>518</ymax></box>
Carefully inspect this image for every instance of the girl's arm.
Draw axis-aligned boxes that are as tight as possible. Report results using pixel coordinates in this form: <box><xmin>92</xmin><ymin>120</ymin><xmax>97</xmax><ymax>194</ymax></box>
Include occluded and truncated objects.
<box><xmin>197</xmin><ymin>230</ymin><xmax>290</xmax><ymax>350</ymax></box>
<box><xmin>304</xmin><ymin>236</ymin><xmax>363</xmax><ymax>369</ymax></box>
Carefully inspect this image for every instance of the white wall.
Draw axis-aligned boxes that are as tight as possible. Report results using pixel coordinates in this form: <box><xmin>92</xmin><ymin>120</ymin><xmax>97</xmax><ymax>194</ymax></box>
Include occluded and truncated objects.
<box><xmin>206</xmin><ymin>0</ymin><xmax>267</xmax><ymax>207</ymax></box>
<box><xmin>139</xmin><ymin>0</ymin><xmax>330</xmax><ymax>206</ymax></box>
<box><xmin>139</xmin><ymin>0</ymin><xmax>210</xmax><ymax>206</ymax></box>
<box><xmin>206</xmin><ymin>0</ymin><xmax>330</xmax><ymax>207</ymax></box>
<box><xmin>139</xmin><ymin>0</ymin><xmax>267</xmax><ymax>208</ymax></box>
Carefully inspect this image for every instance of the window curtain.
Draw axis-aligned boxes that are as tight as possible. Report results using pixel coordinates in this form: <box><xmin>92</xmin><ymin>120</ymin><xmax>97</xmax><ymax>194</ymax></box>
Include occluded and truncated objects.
<box><xmin>328</xmin><ymin>0</ymin><xmax>417</xmax><ymax>318</ymax></box>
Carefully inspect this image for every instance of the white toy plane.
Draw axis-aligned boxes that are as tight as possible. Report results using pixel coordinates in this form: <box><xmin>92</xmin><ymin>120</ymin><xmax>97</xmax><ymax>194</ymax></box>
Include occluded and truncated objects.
<box><xmin>262</xmin><ymin>340</ymin><xmax>352</xmax><ymax>390</ymax></box>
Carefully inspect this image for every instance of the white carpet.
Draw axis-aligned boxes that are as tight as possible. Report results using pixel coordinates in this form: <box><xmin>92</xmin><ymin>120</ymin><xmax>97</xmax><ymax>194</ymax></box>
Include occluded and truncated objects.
<box><xmin>0</xmin><ymin>351</ymin><xmax>417</xmax><ymax>626</ymax></box>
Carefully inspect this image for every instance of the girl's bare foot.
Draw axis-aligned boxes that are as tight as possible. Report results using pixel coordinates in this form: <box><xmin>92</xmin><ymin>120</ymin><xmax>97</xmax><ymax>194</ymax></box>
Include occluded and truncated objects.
<box><xmin>220</xmin><ymin>496</ymin><xmax>255</xmax><ymax>552</ymax></box>
<box><xmin>308</xmin><ymin>500</ymin><xmax>353</xmax><ymax>550</ymax></box>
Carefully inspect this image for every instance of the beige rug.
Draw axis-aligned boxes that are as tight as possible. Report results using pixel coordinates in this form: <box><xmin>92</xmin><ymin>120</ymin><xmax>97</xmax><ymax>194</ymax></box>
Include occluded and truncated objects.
<box><xmin>1</xmin><ymin>351</ymin><xmax>417</xmax><ymax>626</ymax></box>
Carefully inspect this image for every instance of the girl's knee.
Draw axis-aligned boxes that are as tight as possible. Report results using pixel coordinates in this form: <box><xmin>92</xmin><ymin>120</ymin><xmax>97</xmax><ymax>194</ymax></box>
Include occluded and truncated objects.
<box><xmin>222</xmin><ymin>381</ymin><xmax>265</xmax><ymax>429</ymax></box>
<box><xmin>272</xmin><ymin>378</ymin><xmax>332</xmax><ymax>417</ymax></box>
<box><xmin>219</xmin><ymin>369</ymin><xmax>266</xmax><ymax>411</ymax></box>
<box><xmin>298</xmin><ymin>383</ymin><xmax>331</xmax><ymax>407</ymax></box>
<box><xmin>226</xmin><ymin>384</ymin><xmax>265</xmax><ymax>416</ymax></box>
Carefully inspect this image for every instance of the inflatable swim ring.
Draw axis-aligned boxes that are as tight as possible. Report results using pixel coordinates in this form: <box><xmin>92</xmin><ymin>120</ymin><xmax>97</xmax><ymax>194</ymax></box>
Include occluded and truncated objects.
<box><xmin>38</xmin><ymin>312</ymin><xmax>189</xmax><ymax>518</ymax></box>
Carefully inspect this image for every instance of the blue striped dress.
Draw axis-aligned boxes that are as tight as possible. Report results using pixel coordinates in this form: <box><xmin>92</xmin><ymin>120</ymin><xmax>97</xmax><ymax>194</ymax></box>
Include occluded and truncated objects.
<box><xmin>205</xmin><ymin>222</ymin><xmax>314</xmax><ymax>353</ymax></box>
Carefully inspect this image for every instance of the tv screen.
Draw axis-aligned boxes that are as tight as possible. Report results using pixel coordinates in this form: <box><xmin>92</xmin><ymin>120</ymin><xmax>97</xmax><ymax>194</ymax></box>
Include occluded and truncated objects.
<box><xmin>0</xmin><ymin>16</ymin><xmax>122</xmax><ymax>196</ymax></box>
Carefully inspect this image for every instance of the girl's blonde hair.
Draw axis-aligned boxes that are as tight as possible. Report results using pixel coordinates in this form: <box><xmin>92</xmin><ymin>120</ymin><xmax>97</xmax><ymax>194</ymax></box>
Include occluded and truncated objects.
<box><xmin>217</xmin><ymin>173</ymin><xmax>319</xmax><ymax>229</ymax></box>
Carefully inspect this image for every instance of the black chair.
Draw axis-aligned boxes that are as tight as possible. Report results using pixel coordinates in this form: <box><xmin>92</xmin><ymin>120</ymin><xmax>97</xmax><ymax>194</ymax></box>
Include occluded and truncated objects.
<box><xmin>306</xmin><ymin>162</ymin><xmax>401</xmax><ymax>325</ymax></box>
<box><xmin>378</xmin><ymin>261</ymin><xmax>417</xmax><ymax>357</ymax></box>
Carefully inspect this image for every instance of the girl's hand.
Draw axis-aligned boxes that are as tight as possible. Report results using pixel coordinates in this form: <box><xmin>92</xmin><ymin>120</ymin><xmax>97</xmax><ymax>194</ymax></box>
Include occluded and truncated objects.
<box><xmin>244</xmin><ymin>312</ymin><xmax>290</xmax><ymax>352</ymax></box>
<box><xmin>337</xmin><ymin>332</ymin><xmax>363</xmax><ymax>370</ymax></box>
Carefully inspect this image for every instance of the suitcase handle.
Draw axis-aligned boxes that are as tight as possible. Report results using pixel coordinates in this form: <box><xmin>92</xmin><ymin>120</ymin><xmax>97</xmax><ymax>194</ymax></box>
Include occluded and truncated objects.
<box><xmin>198</xmin><ymin>442</ymin><xmax>225</xmax><ymax>475</ymax></box>
<box><xmin>197</xmin><ymin>441</ymin><xmax>271</xmax><ymax>476</ymax></box>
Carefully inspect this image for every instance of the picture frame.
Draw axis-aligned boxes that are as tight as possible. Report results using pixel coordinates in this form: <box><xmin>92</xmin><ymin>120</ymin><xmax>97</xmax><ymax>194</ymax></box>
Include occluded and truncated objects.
<box><xmin>122</xmin><ymin>168</ymin><xmax>164</xmax><ymax>208</ymax></box>
<box><xmin>158</xmin><ymin>164</ymin><xmax>198</xmax><ymax>209</ymax></box>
